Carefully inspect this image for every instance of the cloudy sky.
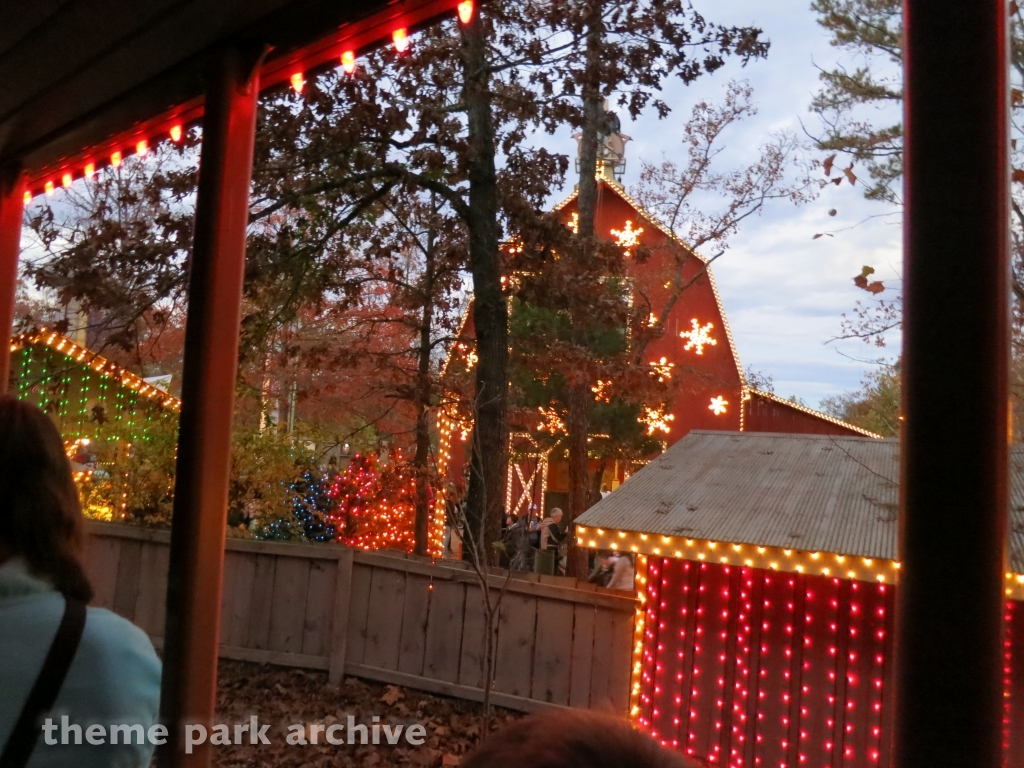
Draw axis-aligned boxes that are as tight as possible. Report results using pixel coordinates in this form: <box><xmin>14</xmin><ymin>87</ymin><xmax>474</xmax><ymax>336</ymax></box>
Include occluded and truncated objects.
<box><xmin>549</xmin><ymin>0</ymin><xmax>903</xmax><ymax>408</ymax></box>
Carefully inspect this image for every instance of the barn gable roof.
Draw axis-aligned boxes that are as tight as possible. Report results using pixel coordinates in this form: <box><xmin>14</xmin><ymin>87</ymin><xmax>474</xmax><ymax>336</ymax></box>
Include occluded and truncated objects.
<box><xmin>552</xmin><ymin>178</ymin><xmax>747</xmax><ymax>388</ymax></box>
<box><xmin>576</xmin><ymin>430</ymin><xmax>1024</xmax><ymax>598</ymax></box>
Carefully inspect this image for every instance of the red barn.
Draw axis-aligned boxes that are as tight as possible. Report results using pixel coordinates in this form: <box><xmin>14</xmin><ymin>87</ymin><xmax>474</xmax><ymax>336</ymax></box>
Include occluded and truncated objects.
<box><xmin>440</xmin><ymin>177</ymin><xmax>878</xmax><ymax>519</ymax></box>
<box><xmin>576</xmin><ymin>431</ymin><xmax>1024</xmax><ymax>767</ymax></box>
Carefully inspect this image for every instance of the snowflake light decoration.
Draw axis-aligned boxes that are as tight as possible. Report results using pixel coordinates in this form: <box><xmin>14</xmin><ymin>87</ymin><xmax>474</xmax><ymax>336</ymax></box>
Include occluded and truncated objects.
<box><xmin>680</xmin><ymin>318</ymin><xmax>717</xmax><ymax>355</ymax></box>
<box><xmin>642</xmin><ymin>406</ymin><xmax>675</xmax><ymax>436</ymax></box>
<box><xmin>537</xmin><ymin>406</ymin><xmax>566</xmax><ymax>434</ymax></box>
<box><xmin>567</xmin><ymin>212</ymin><xmax>579</xmax><ymax>234</ymax></box>
<box><xmin>457</xmin><ymin>343</ymin><xmax>479</xmax><ymax>369</ymax></box>
<box><xmin>708</xmin><ymin>396</ymin><xmax>729</xmax><ymax>416</ymax></box>
<box><xmin>610</xmin><ymin>220</ymin><xmax>643</xmax><ymax>256</ymax></box>
<box><xmin>649</xmin><ymin>357</ymin><xmax>674</xmax><ymax>382</ymax></box>
<box><xmin>591</xmin><ymin>379</ymin><xmax>612</xmax><ymax>403</ymax></box>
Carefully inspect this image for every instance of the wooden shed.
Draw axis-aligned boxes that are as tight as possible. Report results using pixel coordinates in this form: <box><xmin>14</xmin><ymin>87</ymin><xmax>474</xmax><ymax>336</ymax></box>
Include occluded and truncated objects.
<box><xmin>575</xmin><ymin>430</ymin><xmax>1024</xmax><ymax>767</ymax></box>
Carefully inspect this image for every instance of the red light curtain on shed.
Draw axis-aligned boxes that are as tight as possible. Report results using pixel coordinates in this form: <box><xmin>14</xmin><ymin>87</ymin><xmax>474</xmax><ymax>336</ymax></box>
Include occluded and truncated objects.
<box><xmin>634</xmin><ymin>558</ymin><xmax>1024</xmax><ymax>767</ymax></box>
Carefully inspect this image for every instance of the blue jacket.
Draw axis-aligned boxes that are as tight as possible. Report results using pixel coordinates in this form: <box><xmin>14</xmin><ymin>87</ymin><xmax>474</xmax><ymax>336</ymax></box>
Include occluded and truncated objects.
<box><xmin>0</xmin><ymin>558</ymin><xmax>162</xmax><ymax>767</ymax></box>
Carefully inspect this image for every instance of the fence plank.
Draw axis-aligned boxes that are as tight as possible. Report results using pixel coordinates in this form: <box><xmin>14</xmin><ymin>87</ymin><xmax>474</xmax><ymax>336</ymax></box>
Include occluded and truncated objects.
<box><xmin>423</xmin><ymin>580</ymin><xmax>465</xmax><ymax>683</ymax></box>
<box><xmin>569</xmin><ymin>604</ymin><xmax>596</xmax><ymax>709</ymax></box>
<box><xmin>458</xmin><ymin>585</ymin><xmax>488</xmax><ymax>689</ymax></box>
<box><xmin>302</xmin><ymin>559</ymin><xmax>337</xmax><ymax>658</ymax></box>
<box><xmin>220</xmin><ymin>552</ymin><xmax>257</xmax><ymax>648</ymax></box>
<box><xmin>112</xmin><ymin>539</ymin><xmax>143</xmax><ymax>621</ymax></box>
<box><xmin>398</xmin><ymin>574</ymin><xmax>432</xmax><ymax>677</ymax></box>
<box><xmin>329</xmin><ymin>550</ymin><xmax>354</xmax><ymax>684</ymax></box>
<box><xmin>268</xmin><ymin>556</ymin><xmax>312</xmax><ymax>654</ymax></box>
<box><xmin>533</xmin><ymin>598</ymin><xmax>575</xmax><ymax>705</ymax></box>
<box><xmin>363</xmin><ymin>567</ymin><xmax>407</xmax><ymax>670</ymax></box>
<box><xmin>345</xmin><ymin>563</ymin><xmax>373</xmax><ymax>666</ymax></box>
<box><xmin>85</xmin><ymin>533</ymin><xmax>122</xmax><ymax>610</ymax></box>
<box><xmin>589</xmin><ymin>607</ymin><xmax>616</xmax><ymax>712</ymax></box>
<box><xmin>81</xmin><ymin>524</ymin><xmax>637</xmax><ymax>715</ymax></box>
<box><xmin>606</xmin><ymin>604</ymin><xmax>634</xmax><ymax>715</ymax></box>
<box><xmin>247</xmin><ymin>554</ymin><xmax>278</xmax><ymax>650</ymax></box>
<box><xmin>493</xmin><ymin>592</ymin><xmax>538</xmax><ymax>699</ymax></box>
<box><xmin>134</xmin><ymin>542</ymin><xmax>170</xmax><ymax>637</ymax></box>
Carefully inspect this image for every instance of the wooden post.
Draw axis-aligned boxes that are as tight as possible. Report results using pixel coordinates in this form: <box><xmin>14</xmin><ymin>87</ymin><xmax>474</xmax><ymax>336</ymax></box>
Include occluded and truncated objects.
<box><xmin>0</xmin><ymin>168</ymin><xmax>25</xmax><ymax>393</ymax></box>
<box><xmin>328</xmin><ymin>548</ymin><xmax>355</xmax><ymax>684</ymax></box>
<box><xmin>157</xmin><ymin>47</ymin><xmax>261</xmax><ymax>767</ymax></box>
<box><xmin>895</xmin><ymin>1</ymin><xmax>1008</xmax><ymax>766</ymax></box>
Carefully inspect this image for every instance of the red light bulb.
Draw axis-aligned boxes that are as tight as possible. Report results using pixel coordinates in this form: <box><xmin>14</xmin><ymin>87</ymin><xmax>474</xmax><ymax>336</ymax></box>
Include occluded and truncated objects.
<box><xmin>393</xmin><ymin>28</ymin><xmax>410</xmax><ymax>53</ymax></box>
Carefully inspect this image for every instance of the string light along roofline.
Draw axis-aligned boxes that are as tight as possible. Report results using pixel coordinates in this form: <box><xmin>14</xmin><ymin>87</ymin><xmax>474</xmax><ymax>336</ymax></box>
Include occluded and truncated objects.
<box><xmin>11</xmin><ymin>329</ymin><xmax>181</xmax><ymax>411</ymax></box>
<box><xmin>743</xmin><ymin>385</ymin><xmax>882</xmax><ymax>439</ymax></box>
<box><xmin>20</xmin><ymin>0</ymin><xmax>473</xmax><ymax>200</ymax></box>
<box><xmin>574</xmin><ymin>524</ymin><xmax>1024</xmax><ymax>601</ymax></box>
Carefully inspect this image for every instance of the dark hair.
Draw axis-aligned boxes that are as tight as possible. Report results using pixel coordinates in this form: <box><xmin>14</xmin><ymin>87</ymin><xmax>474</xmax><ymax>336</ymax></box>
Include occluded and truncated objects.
<box><xmin>460</xmin><ymin>710</ymin><xmax>699</xmax><ymax>768</ymax></box>
<box><xmin>0</xmin><ymin>395</ymin><xmax>93</xmax><ymax>601</ymax></box>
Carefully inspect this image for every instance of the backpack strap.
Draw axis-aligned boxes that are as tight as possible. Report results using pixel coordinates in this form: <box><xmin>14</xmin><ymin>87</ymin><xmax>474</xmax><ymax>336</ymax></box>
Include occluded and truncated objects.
<box><xmin>0</xmin><ymin>597</ymin><xmax>87</xmax><ymax>768</ymax></box>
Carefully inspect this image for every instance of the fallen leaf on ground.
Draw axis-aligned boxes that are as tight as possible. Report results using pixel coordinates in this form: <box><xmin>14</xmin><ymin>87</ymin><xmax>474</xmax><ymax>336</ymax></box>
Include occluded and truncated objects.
<box><xmin>381</xmin><ymin>686</ymin><xmax>405</xmax><ymax>705</ymax></box>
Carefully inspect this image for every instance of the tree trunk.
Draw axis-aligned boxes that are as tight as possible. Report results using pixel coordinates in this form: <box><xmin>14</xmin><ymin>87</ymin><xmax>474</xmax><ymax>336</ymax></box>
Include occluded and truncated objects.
<box><xmin>412</xmin><ymin>230</ymin><xmax>436</xmax><ymax>557</ymax></box>
<box><xmin>565</xmin><ymin>382</ymin><xmax>591</xmax><ymax>576</ymax></box>
<box><xmin>564</xmin><ymin>0</ymin><xmax>605</xmax><ymax>577</ymax></box>
<box><xmin>575</xmin><ymin>0</ymin><xmax>604</xmax><ymax>239</ymax></box>
<box><xmin>462</xmin><ymin>10</ymin><xmax>507</xmax><ymax>558</ymax></box>
<box><xmin>590</xmin><ymin>456</ymin><xmax>609</xmax><ymax>501</ymax></box>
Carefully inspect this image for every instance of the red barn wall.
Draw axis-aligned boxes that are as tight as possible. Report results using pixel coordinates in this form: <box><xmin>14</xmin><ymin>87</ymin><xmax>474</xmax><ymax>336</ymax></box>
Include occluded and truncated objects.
<box><xmin>567</xmin><ymin>184</ymin><xmax>744</xmax><ymax>438</ymax></box>
<box><xmin>743</xmin><ymin>395</ymin><xmax>872</xmax><ymax>438</ymax></box>
<box><xmin>636</xmin><ymin>557</ymin><xmax>1024</xmax><ymax>768</ymax></box>
<box><xmin>440</xmin><ymin>183</ymin><xmax>878</xmax><ymax>506</ymax></box>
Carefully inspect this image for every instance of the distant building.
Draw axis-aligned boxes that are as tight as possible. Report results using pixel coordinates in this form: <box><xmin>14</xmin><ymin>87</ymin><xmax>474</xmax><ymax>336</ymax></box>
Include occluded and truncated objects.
<box><xmin>9</xmin><ymin>328</ymin><xmax>179</xmax><ymax>461</ymax></box>
<box><xmin>576</xmin><ymin>430</ymin><xmax>1024</xmax><ymax>767</ymax></box>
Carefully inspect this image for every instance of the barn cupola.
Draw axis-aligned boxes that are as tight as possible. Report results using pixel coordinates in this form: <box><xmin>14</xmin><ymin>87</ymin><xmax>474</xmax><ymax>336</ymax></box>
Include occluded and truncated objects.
<box><xmin>573</xmin><ymin>100</ymin><xmax>631</xmax><ymax>183</ymax></box>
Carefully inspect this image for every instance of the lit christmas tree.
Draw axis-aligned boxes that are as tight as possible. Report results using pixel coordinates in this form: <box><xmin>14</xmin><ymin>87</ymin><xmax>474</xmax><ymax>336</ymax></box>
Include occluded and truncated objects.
<box><xmin>326</xmin><ymin>453</ymin><xmax>418</xmax><ymax>552</ymax></box>
<box><xmin>289</xmin><ymin>472</ymin><xmax>337</xmax><ymax>541</ymax></box>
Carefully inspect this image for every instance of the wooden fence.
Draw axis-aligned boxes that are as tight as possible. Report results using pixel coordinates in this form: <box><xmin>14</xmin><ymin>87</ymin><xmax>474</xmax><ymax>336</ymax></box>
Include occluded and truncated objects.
<box><xmin>82</xmin><ymin>522</ymin><xmax>636</xmax><ymax>714</ymax></box>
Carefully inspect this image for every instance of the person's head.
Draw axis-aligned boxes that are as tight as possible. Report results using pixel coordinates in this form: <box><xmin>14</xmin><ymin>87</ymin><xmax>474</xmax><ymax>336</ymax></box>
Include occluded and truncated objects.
<box><xmin>0</xmin><ymin>396</ymin><xmax>93</xmax><ymax>601</ymax></box>
<box><xmin>550</xmin><ymin>508</ymin><xmax>563</xmax><ymax>522</ymax></box>
<box><xmin>601</xmin><ymin>484</ymin><xmax>609</xmax><ymax>493</ymax></box>
<box><xmin>460</xmin><ymin>710</ymin><xmax>699</xmax><ymax>768</ymax></box>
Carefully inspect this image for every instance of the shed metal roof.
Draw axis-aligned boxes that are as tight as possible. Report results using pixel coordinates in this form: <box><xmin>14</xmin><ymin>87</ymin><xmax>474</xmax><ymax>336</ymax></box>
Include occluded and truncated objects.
<box><xmin>577</xmin><ymin>430</ymin><xmax>1024</xmax><ymax>573</ymax></box>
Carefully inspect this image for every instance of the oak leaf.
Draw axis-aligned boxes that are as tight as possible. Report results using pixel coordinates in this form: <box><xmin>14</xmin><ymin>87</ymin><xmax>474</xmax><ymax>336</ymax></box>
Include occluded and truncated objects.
<box><xmin>823</xmin><ymin>153</ymin><xmax>837</xmax><ymax>176</ymax></box>
<box><xmin>843</xmin><ymin>165</ymin><xmax>857</xmax><ymax>185</ymax></box>
<box><xmin>853</xmin><ymin>266</ymin><xmax>884</xmax><ymax>294</ymax></box>
<box><xmin>1013</xmin><ymin>168</ymin><xmax>1024</xmax><ymax>185</ymax></box>
<box><xmin>381</xmin><ymin>685</ymin><xmax>405</xmax><ymax>705</ymax></box>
